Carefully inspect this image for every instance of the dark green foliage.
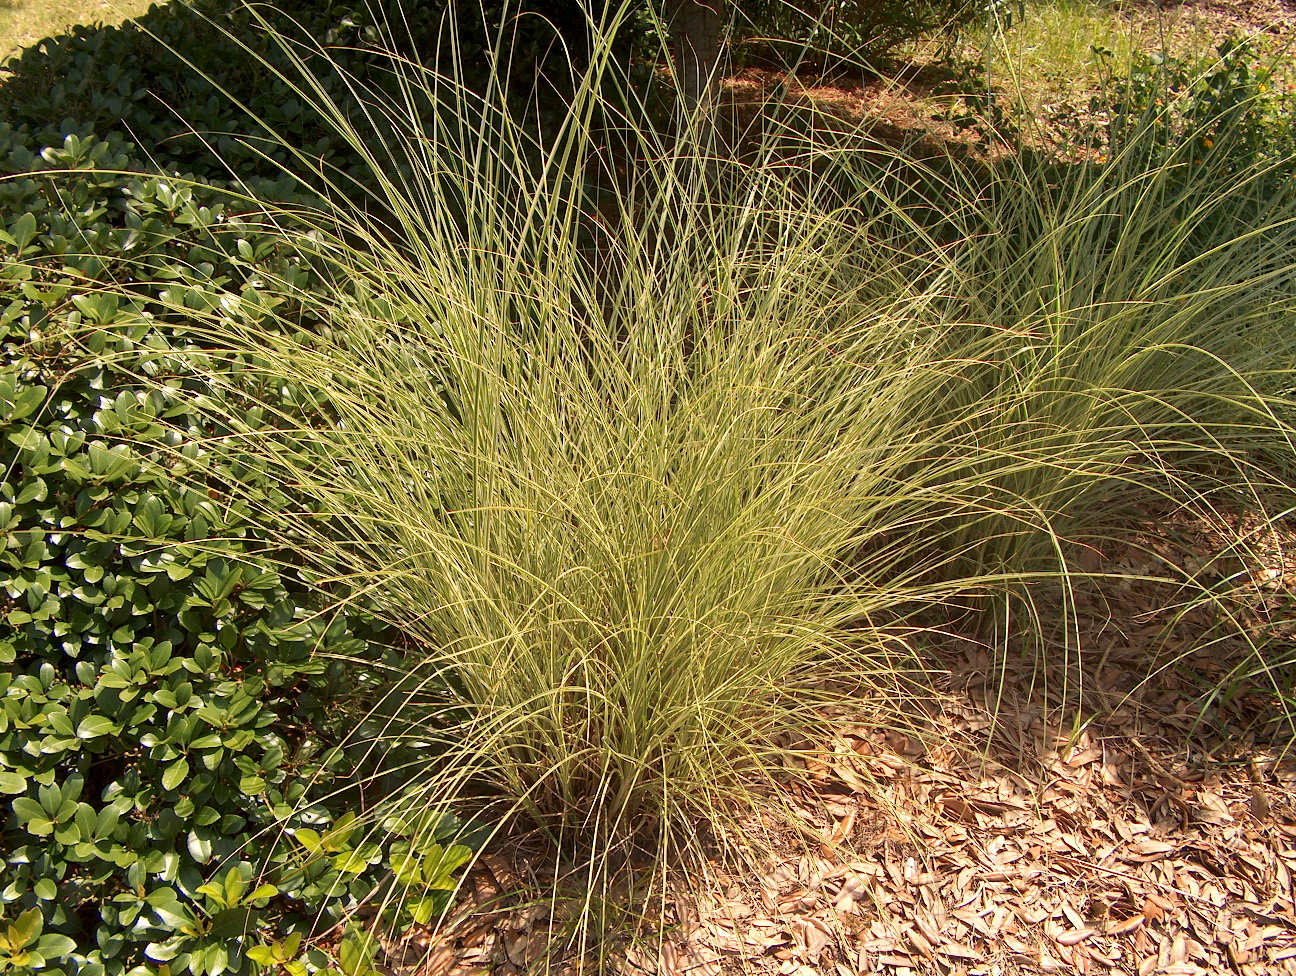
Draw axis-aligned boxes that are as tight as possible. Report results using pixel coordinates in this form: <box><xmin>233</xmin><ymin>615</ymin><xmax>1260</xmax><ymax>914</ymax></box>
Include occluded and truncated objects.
<box><xmin>0</xmin><ymin>123</ymin><xmax>469</xmax><ymax>976</ymax></box>
<box><xmin>730</xmin><ymin>0</ymin><xmax>977</xmax><ymax>72</ymax></box>
<box><xmin>0</xmin><ymin>0</ymin><xmax>630</xmax><ymax>197</ymax></box>
<box><xmin>3</xmin><ymin>1</ymin><xmax>357</xmax><ymax>189</ymax></box>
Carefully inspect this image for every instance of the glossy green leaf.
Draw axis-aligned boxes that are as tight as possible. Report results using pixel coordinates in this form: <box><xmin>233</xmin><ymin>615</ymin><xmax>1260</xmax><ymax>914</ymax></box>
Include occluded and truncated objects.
<box><xmin>160</xmin><ymin>757</ymin><xmax>190</xmax><ymax>792</ymax></box>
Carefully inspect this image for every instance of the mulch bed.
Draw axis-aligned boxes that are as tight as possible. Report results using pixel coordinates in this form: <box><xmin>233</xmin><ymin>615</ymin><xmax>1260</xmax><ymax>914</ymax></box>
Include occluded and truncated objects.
<box><xmin>373</xmin><ymin>2</ymin><xmax>1296</xmax><ymax>970</ymax></box>
<box><xmin>372</xmin><ymin>504</ymin><xmax>1296</xmax><ymax>976</ymax></box>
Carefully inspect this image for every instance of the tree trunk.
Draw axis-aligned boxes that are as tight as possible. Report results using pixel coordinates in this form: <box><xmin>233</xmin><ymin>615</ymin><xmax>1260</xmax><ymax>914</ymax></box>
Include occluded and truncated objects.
<box><xmin>665</xmin><ymin>0</ymin><xmax>722</xmax><ymax>117</ymax></box>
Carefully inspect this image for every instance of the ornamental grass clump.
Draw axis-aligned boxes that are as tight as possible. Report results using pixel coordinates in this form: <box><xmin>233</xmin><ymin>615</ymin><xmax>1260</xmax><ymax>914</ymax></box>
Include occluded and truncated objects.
<box><xmin>136</xmin><ymin>0</ymin><xmax>1296</xmax><ymax>944</ymax></box>
<box><xmin>180</xmin><ymin>122</ymin><xmax>965</xmax><ymax>858</ymax></box>
<box><xmin>154</xmin><ymin>17</ymin><xmax>982</xmax><ymax>871</ymax></box>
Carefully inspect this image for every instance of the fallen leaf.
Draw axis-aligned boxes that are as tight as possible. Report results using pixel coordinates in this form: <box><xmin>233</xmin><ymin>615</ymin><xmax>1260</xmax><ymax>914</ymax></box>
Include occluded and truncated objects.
<box><xmin>1107</xmin><ymin>916</ymin><xmax>1145</xmax><ymax>936</ymax></box>
<box><xmin>1191</xmin><ymin>792</ymin><xmax>1233</xmax><ymax>826</ymax></box>
<box><xmin>1054</xmin><ymin>928</ymin><xmax>1097</xmax><ymax>946</ymax></box>
<box><xmin>1128</xmin><ymin>840</ymin><xmax>1177</xmax><ymax>859</ymax></box>
<box><xmin>1250</xmin><ymin>787</ymin><xmax>1271</xmax><ymax>820</ymax></box>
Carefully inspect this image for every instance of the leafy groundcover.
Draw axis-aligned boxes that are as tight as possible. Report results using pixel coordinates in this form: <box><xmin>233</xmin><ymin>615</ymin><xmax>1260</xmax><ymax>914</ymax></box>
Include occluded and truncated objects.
<box><xmin>0</xmin><ymin>118</ymin><xmax>470</xmax><ymax>975</ymax></box>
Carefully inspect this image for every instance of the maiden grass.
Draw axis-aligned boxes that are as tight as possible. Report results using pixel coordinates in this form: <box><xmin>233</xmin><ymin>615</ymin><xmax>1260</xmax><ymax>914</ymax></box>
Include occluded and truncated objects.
<box><xmin>131</xmin><ymin>2</ymin><xmax>1296</xmax><ymax>953</ymax></box>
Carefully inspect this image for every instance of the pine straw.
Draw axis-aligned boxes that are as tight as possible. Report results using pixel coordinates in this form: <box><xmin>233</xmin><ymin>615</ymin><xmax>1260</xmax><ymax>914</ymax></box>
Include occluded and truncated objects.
<box><xmin>367</xmin><ymin>508</ymin><xmax>1296</xmax><ymax>976</ymax></box>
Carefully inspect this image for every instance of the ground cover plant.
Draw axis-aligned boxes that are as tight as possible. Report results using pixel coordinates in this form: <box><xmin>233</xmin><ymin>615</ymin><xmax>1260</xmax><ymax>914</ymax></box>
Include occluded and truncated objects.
<box><xmin>4</xmin><ymin>0</ymin><xmax>1296</xmax><ymax>973</ymax></box>
<box><xmin>0</xmin><ymin>122</ymin><xmax>484</xmax><ymax>974</ymax></box>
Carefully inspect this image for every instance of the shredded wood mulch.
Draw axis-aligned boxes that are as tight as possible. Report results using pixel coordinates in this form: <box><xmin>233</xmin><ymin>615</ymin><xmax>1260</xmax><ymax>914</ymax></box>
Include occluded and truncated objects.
<box><xmin>371</xmin><ymin>4</ymin><xmax>1296</xmax><ymax>967</ymax></box>
<box><xmin>374</xmin><ymin>504</ymin><xmax>1296</xmax><ymax>976</ymax></box>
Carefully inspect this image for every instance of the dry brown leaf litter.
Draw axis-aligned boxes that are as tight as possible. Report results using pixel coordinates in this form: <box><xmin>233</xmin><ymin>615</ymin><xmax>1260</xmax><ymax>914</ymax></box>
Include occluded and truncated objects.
<box><xmin>365</xmin><ymin>503</ymin><xmax>1296</xmax><ymax>976</ymax></box>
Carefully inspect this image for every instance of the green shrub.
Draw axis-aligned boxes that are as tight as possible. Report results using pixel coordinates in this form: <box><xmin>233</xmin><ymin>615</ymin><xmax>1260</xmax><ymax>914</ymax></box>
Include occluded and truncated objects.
<box><xmin>1097</xmin><ymin>36</ymin><xmax>1296</xmax><ymax>189</ymax></box>
<box><xmin>0</xmin><ymin>123</ymin><xmax>472</xmax><ymax>976</ymax></box>
<box><xmin>0</xmin><ymin>0</ymin><xmax>641</xmax><ymax>199</ymax></box>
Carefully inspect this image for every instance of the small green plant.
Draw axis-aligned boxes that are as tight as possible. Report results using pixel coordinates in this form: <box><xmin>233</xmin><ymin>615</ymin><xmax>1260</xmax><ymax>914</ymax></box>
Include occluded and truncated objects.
<box><xmin>1097</xmin><ymin>35</ymin><xmax>1296</xmax><ymax>180</ymax></box>
<box><xmin>332</xmin><ymin>927</ymin><xmax>382</xmax><ymax>976</ymax></box>
<box><xmin>247</xmin><ymin>932</ymin><xmax>311</xmax><ymax>976</ymax></box>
